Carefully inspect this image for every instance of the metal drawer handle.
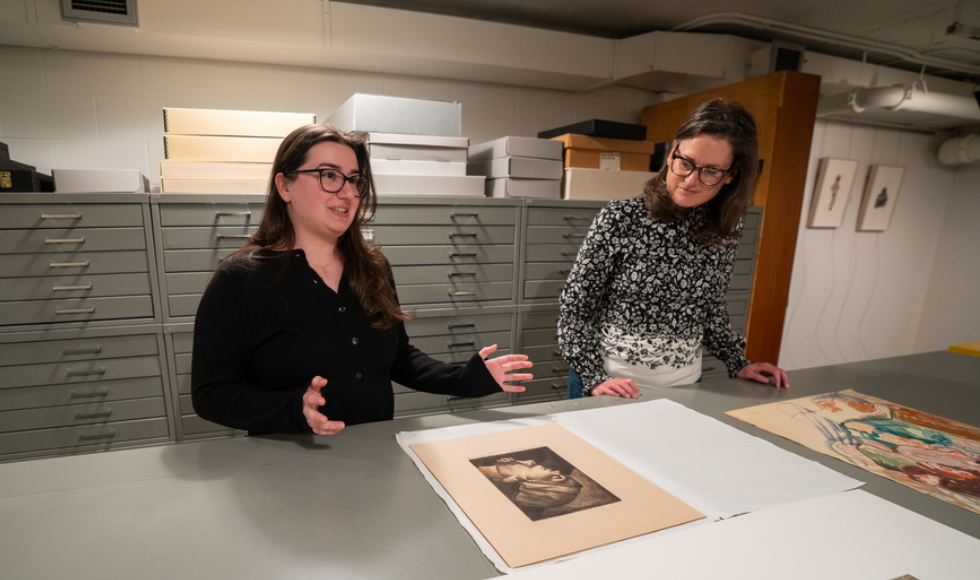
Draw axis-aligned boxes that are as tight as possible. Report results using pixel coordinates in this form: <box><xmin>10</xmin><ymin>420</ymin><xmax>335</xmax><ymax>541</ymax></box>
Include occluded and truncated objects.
<box><xmin>703</xmin><ymin>366</ymin><xmax>716</xmax><ymax>372</ymax></box>
<box><xmin>64</xmin><ymin>346</ymin><xmax>102</xmax><ymax>355</ymax></box>
<box><xmin>67</xmin><ymin>368</ymin><xmax>106</xmax><ymax>377</ymax></box>
<box><xmin>551</xmin><ymin>382</ymin><xmax>564</xmax><ymax>389</ymax></box>
<box><xmin>70</xmin><ymin>389</ymin><xmax>110</xmax><ymax>399</ymax></box>
<box><xmin>553</xmin><ymin>350</ymin><xmax>561</xmax><ymax>357</ymax></box>
<box><xmin>447</xmin><ymin>341</ymin><xmax>476</xmax><ymax>348</ymax></box>
<box><xmin>563</xmin><ymin>233</ymin><xmax>586</xmax><ymax>239</ymax></box>
<box><xmin>216</xmin><ymin>211</ymin><xmax>251</xmax><ymax>217</ymax></box>
<box><xmin>448</xmin><ymin>323</ymin><xmax>476</xmax><ymax>330</ymax></box>
<box><xmin>559</xmin><ymin>269</ymin><xmax>571</xmax><ymax>274</ymax></box>
<box><xmin>56</xmin><ymin>308</ymin><xmax>96</xmax><ymax>315</ymax></box>
<box><xmin>563</xmin><ymin>215</ymin><xmax>589</xmax><ymax>220</ymax></box>
<box><xmin>448</xmin><ymin>233</ymin><xmax>478</xmax><ymax>238</ymax></box>
<box><xmin>448</xmin><ymin>253</ymin><xmax>477</xmax><ymax>258</ymax></box>
<box><xmin>45</xmin><ymin>237</ymin><xmax>86</xmax><ymax>244</ymax></box>
<box><xmin>75</xmin><ymin>410</ymin><xmax>113</xmax><ymax>420</ymax></box>
<box><xmin>450</xmin><ymin>212</ymin><xmax>479</xmax><ymax>218</ymax></box>
<box><xmin>78</xmin><ymin>430</ymin><xmax>116</xmax><ymax>441</ymax></box>
<box><xmin>553</xmin><ymin>366</ymin><xmax>565</xmax><ymax>373</ymax></box>
<box><xmin>41</xmin><ymin>213</ymin><xmax>83</xmax><ymax>219</ymax></box>
<box><xmin>49</xmin><ymin>261</ymin><xmax>90</xmax><ymax>268</ymax></box>
<box><xmin>217</xmin><ymin>235</ymin><xmax>250</xmax><ymax>240</ymax></box>
<box><xmin>448</xmin><ymin>291</ymin><xmax>476</xmax><ymax>297</ymax></box>
<box><xmin>561</xmin><ymin>251</ymin><xmax>577</xmax><ymax>257</ymax></box>
<box><xmin>448</xmin><ymin>272</ymin><xmax>476</xmax><ymax>277</ymax></box>
<box><xmin>52</xmin><ymin>284</ymin><xmax>93</xmax><ymax>291</ymax></box>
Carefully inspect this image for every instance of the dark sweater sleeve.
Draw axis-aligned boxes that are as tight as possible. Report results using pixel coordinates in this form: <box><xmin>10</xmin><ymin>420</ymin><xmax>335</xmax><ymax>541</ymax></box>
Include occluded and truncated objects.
<box><xmin>190</xmin><ymin>266</ymin><xmax>310</xmax><ymax>434</ymax></box>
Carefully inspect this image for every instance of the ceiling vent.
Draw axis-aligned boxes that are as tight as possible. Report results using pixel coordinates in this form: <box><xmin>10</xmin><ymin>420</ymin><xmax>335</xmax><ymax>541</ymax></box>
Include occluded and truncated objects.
<box><xmin>770</xmin><ymin>40</ymin><xmax>805</xmax><ymax>73</ymax></box>
<box><xmin>60</xmin><ymin>0</ymin><xmax>138</xmax><ymax>27</ymax></box>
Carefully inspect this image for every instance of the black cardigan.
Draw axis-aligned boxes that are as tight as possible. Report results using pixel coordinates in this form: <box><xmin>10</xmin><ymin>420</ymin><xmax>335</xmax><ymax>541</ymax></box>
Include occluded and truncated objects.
<box><xmin>191</xmin><ymin>249</ymin><xmax>500</xmax><ymax>434</ymax></box>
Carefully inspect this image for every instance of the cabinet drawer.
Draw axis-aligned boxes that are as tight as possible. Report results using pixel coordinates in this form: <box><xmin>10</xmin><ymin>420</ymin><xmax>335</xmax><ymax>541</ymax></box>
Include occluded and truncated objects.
<box><xmin>0</xmin><ymin>250</ymin><xmax>149</xmax><ymax>278</ymax></box>
<box><xmin>0</xmin><ymin>397</ymin><xmax>167</xmax><ymax>433</ymax></box>
<box><xmin>163</xmin><ymin>248</ymin><xmax>238</xmax><ymax>272</ymax></box>
<box><xmin>523</xmin><ymin>262</ymin><xmax>573</xmax><ymax>281</ymax></box>
<box><xmin>393</xmin><ymin>390</ymin><xmax>510</xmax><ymax>416</ymax></box>
<box><xmin>514</xmin><ymin>376</ymin><xmax>566</xmax><ymax>400</ymax></box>
<box><xmin>523</xmin><ymin>280</ymin><xmax>566</xmax><ymax>301</ymax></box>
<box><xmin>2</xmin><ymin>355</ymin><xmax>162</xmax><ymax>390</ymax></box>
<box><xmin>410</xmin><ymin>330</ymin><xmax>511</xmax><ymax>356</ymax></box>
<box><xmin>524</xmin><ymin>245</ymin><xmax>581</xmax><ymax>262</ymax></box>
<box><xmin>0</xmin><ymin>377</ymin><xmax>164</xmax><ymax>412</ymax></box>
<box><xmin>0</xmin><ymin>295</ymin><xmax>154</xmax><ymax>326</ymax></box>
<box><xmin>369</xmin><ymin>225</ymin><xmax>515</xmax><ymax>246</ymax></box>
<box><xmin>521</xmin><ymin>327</ymin><xmax>559</xmax><ymax>347</ymax></box>
<box><xmin>168</xmin><ymin>294</ymin><xmax>203</xmax><ymax>318</ymax></box>
<box><xmin>0</xmin><ymin>204</ymin><xmax>144</xmax><ymax>229</ymax></box>
<box><xmin>0</xmin><ymin>272</ymin><xmax>151</xmax><ymax>301</ymax></box>
<box><xmin>158</xmin><ymin>204</ymin><xmax>264</xmax><ymax>226</ymax></box>
<box><xmin>526</xmin><ymin>207</ymin><xmax>600</xmax><ymax>226</ymax></box>
<box><xmin>405</xmin><ymin>313</ymin><xmax>512</xmax><ymax>338</ymax></box>
<box><xmin>180</xmin><ymin>414</ymin><xmax>241</xmax><ymax>437</ymax></box>
<box><xmin>394</xmin><ymin>281</ymin><xmax>514</xmax><ymax>306</ymax></box>
<box><xmin>382</xmin><ymin>245</ymin><xmax>515</xmax><ymax>266</ymax></box>
<box><xmin>371</xmin><ymin>205</ymin><xmax>517</xmax><ymax>225</ymax></box>
<box><xmin>0</xmin><ymin>417</ymin><xmax>170</xmax><ymax>456</ymax></box>
<box><xmin>701</xmin><ymin>355</ymin><xmax>727</xmax><ymax>378</ymax></box>
<box><xmin>165</xmin><ymin>272</ymin><xmax>214</xmax><ymax>295</ymax></box>
<box><xmin>735</xmin><ymin>242</ymin><xmax>756</xmax><ymax>260</ymax></box>
<box><xmin>171</xmin><ymin>331</ymin><xmax>194</xmax><ymax>354</ymax></box>
<box><xmin>521</xmin><ymin>344</ymin><xmax>563</xmax><ymax>363</ymax></box>
<box><xmin>392</xmin><ymin>263</ymin><xmax>513</xmax><ymax>286</ymax></box>
<box><xmin>520</xmin><ymin>310</ymin><xmax>560</xmax><ymax>330</ymax></box>
<box><xmin>0</xmin><ymin>334</ymin><xmax>158</xmax><ymax>367</ymax></box>
<box><xmin>524</xmin><ymin>226</ymin><xmax>591</xmax><ymax>245</ymax></box>
<box><xmin>0</xmin><ymin>228</ymin><xmax>147</xmax><ymax>254</ymax></box>
<box><xmin>160</xmin><ymin>226</ymin><xmax>257</xmax><ymax>249</ymax></box>
<box><xmin>730</xmin><ymin>259</ymin><xmax>754</xmax><ymax>291</ymax></box>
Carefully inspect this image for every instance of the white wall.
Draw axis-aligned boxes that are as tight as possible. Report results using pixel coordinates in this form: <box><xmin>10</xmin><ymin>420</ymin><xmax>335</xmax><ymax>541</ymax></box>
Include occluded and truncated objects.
<box><xmin>778</xmin><ymin>120</ymin><xmax>968</xmax><ymax>370</ymax></box>
<box><xmin>0</xmin><ymin>44</ymin><xmax>660</xmax><ymax>190</ymax></box>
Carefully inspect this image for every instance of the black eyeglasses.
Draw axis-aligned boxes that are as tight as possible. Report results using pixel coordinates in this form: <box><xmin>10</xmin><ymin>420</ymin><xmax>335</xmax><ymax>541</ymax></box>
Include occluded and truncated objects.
<box><xmin>669</xmin><ymin>145</ymin><xmax>732</xmax><ymax>187</ymax></box>
<box><xmin>292</xmin><ymin>167</ymin><xmax>366</xmax><ymax>196</ymax></box>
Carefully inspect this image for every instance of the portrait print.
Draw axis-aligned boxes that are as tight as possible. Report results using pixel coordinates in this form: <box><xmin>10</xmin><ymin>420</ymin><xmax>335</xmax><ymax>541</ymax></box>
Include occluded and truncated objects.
<box><xmin>807</xmin><ymin>157</ymin><xmax>859</xmax><ymax>228</ymax></box>
<box><xmin>470</xmin><ymin>446</ymin><xmax>621</xmax><ymax>521</ymax></box>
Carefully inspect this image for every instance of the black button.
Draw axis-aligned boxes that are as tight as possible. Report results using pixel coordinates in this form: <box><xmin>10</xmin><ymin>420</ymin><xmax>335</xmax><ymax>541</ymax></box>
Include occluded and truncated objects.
<box><xmin>355</xmin><ymin>372</ymin><xmax>363</xmax><ymax>379</ymax></box>
<box><xmin>339</xmin><ymin>306</ymin><xmax>346</xmax><ymax>313</ymax></box>
<box><xmin>351</xmin><ymin>337</ymin><xmax>359</xmax><ymax>345</ymax></box>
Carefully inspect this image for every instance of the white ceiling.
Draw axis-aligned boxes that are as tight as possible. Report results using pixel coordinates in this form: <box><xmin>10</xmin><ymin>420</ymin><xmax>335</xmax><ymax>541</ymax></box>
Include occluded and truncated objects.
<box><xmin>343</xmin><ymin>0</ymin><xmax>980</xmax><ymax>83</ymax></box>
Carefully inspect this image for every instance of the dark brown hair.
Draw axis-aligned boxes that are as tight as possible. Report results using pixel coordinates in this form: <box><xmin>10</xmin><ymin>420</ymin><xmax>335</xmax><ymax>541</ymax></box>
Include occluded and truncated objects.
<box><xmin>644</xmin><ymin>99</ymin><xmax>759</xmax><ymax>246</ymax></box>
<box><xmin>230</xmin><ymin>123</ymin><xmax>410</xmax><ymax>330</ymax></box>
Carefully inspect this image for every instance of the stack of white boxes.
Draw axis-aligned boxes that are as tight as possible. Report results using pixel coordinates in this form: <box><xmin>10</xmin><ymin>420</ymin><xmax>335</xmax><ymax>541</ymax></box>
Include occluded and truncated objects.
<box><xmin>466</xmin><ymin>136</ymin><xmax>564</xmax><ymax>199</ymax></box>
<box><xmin>327</xmin><ymin>94</ymin><xmax>483</xmax><ymax>196</ymax></box>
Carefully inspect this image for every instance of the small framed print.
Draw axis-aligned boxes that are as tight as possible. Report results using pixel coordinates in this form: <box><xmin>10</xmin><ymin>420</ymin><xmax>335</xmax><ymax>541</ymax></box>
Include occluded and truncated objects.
<box><xmin>857</xmin><ymin>165</ymin><xmax>905</xmax><ymax>232</ymax></box>
<box><xmin>807</xmin><ymin>158</ymin><xmax>859</xmax><ymax>228</ymax></box>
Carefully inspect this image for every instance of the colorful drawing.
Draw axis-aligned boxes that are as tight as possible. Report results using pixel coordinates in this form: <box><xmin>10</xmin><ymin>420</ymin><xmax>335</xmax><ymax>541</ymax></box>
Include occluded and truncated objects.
<box><xmin>727</xmin><ymin>389</ymin><xmax>980</xmax><ymax>515</ymax></box>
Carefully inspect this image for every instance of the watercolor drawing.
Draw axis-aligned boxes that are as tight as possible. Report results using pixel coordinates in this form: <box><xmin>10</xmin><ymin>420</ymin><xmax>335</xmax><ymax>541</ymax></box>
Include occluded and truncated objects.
<box><xmin>470</xmin><ymin>446</ymin><xmax>620</xmax><ymax>521</ymax></box>
<box><xmin>728</xmin><ymin>390</ymin><xmax>980</xmax><ymax>515</ymax></box>
<box><xmin>807</xmin><ymin>157</ymin><xmax>859</xmax><ymax>228</ymax></box>
<box><xmin>857</xmin><ymin>165</ymin><xmax>904</xmax><ymax>231</ymax></box>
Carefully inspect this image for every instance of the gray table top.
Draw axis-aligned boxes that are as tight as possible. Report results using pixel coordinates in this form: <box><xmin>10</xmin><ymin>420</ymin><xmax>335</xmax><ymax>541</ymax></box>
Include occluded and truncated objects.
<box><xmin>1</xmin><ymin>351</ymin><xmax>977</xmax><ymax>579</ymax></box>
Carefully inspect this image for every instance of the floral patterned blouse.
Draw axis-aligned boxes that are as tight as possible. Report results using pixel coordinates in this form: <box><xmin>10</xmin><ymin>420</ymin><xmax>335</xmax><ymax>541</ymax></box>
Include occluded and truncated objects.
<box><xmin>557</xmin><ymin>195</ymin><xmax>751</xmax><ymax>396</ymax></box>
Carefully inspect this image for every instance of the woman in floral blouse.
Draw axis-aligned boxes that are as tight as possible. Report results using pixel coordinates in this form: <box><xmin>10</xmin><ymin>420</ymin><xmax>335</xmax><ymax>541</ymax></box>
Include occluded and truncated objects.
<box><xmin>558</xmin><ymin>100</ymin><xmax>789</xmax><ymax>398</ymax></box>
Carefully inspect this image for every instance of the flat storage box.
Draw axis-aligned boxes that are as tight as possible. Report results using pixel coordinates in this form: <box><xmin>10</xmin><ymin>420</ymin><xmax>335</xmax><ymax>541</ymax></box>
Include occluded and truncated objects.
<box><xmin>467</xmin><ymin>157</ymin><xmax>562</xmax><ymax>180</ymax></box>
<box><xmin>552</xmin><ymin>134</ymin><xmax>655</xmax><ymax>171</ymax></box>
<box><xmin>52</xmin><ymin>169</ymin><xmax>149</xmax><ymax>193</ymax></box>
<box><xmin>562</xmin><ymin>167</ymin><xmax>656</xmax><ymax>201</ymax></box>
<box><xmin>163</xmin><ymin>135</ymin><xmax>283</xmax><ymax>163</ymax></box>
<box><xmin>468</xmin><ymin>136</ymin><xmax>562</xmax><ymax>163</ymax></box>
<box><xmin>372</xmin><ymin>174</ymin><xmax>484</xmax><ymax>196</ymax></box>
<box><xmin>163</xmin><ymin>108</ymin><xmax>315</xmax><ymax>138</ymax></box>
<box><xmin>370</xmin><ymin>158</ymin><xmax>466</xmax><ymax>177</ymax></box>
<box><xmin>328</xmin><ymin>94</ymin><xmax>462</xmax><ymax>137</ymax></box>
<box><xmin>367</xmin><ymin>133</ymin><xmax>469</xmax><ymax>163</ymax></box>
<box><xmin>485</xmin><ymin>177</ymin><xmax>561</xmax><ymax>199</ymax></box>
<box><xmin>158</xmin><ymin>160</ymin><xmax>273</xmax><ymax>180</ymax></box>
<box><xmin>539</xmin><ymin>119</ymin><xmax>648</xmax><ymax>141</ymax></box>
<box><xmin>159</xmin><ymin>177</ymin><xmax>267</xmax><ymax>194</ymax></box>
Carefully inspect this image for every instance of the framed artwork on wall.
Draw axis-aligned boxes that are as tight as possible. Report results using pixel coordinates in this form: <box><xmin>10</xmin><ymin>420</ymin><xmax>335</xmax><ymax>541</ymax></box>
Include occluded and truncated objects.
<box><xmin>857</xmin><ymin>165</ymin><xmax>905</xmax><ymax>231</ymax></box>
<box><xmin>807</xmin><ymin>157</ymin><xmax>859</xmax><ymax>228</ymax></box>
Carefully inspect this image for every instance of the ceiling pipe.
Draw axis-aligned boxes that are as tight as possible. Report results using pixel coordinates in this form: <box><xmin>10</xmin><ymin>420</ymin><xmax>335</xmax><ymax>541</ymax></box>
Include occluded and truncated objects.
<box><xmin>672</xmin><ymin>12</ymin><xmax>980</xmax><ymax>77</ymax></box>
<box><xmin>938</xmin><ymin>134</ymin><xmax>980</xmax><ymax>165</ymax></box>
<box><xmin>816</xmin><ymin>84</ymin><xmax>980</xmax><ymax>124</ymax></box>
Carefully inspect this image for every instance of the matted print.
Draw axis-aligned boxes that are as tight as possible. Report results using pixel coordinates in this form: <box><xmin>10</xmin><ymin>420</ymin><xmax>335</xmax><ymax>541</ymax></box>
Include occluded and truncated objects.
<box><xmin>411</xmin><ymin>422</ymin><xmax>704</xmax><ymax>568</ymax></box>
<box><xmin>856</xmin><ymin>164</ymin><xmax>904</xmax><ymax>231</ymax></box>
<box><xmin>727</xmin><ymin>389</ymin><xmax>980</xmax><ymax>515</ymax></box>
<box><xmin>807</xmin><ymin>157</ymin><xmax>859</xmax><ymax>228</ymax></box>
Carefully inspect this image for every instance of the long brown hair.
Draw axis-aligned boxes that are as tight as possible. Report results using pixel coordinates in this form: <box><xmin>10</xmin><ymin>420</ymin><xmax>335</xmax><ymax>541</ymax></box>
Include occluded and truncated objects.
<box><xmin>645</xmin><ymin>99</ymin><xmax>759</xmax><ymax>246</ymax></box>
<box><xmin>230</xmin><ymin>123</ymin><xmax>410</xmax><ymax>330</ymax></box>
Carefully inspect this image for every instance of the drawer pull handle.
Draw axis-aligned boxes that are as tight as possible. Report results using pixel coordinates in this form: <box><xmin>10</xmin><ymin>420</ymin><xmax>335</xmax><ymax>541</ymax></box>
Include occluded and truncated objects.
<box><xmin>64</xmin><ymin>346</ymin><xmax>102</xmax><ymax>355</ymax></box>
<box><xmin>216</xmin><ymin>211</ymin><xmax>251</xmax><ymax>217</ymax></box>
<box><xmin>56</xmin><ymin>308</ymin><xmax>96</xmax><ymax>315</ymax></box>
<box><xmin>45</xmin><ymin>237</ymin><xmax>86</xmax><ymax>244</ymax></box>
<box><xmin>448</xmin><ymin>291</ymin><xmax>476</xmax><ymax>297</ymax></box>
<box><xmin>447</xmin><ymin>341</ymin><xmax>476</xmax><ymax>348</ymax></box>
<box><xmin>41</xmin><ymin>213</ymin><xmax>83</xmax><ymax>219</ymax></box>
<box><xmin>703</xmin><ymin>366</ymin><xmax>716</xmax><ymax>372</ymax></box>
<box><xmin>52</xmin><ymin>284</ymin><xmax>93</xmax><ymax>291</ymax></box>
<box><xmin>70</xmin><ymin>389</ymin><xmax>110</xmax><ymax>399</ymax></box>
<box><xmin>49</xmin><ymin>261</ymin><xmax>90</xmax><ymax>268</ymax></box>
<box><xmin>448</xmin><ymin>272</ymin><xmax>476</xmax><ymax>277</ymax></box>
<box><xmin>217</xmin><ymin>235</ymin><xmax>250</xmax><ymax>240</ymax></box>
<box><xmin>561</xmin><ymin>251</ymin><xmax>577</xmax><ymax>257</ymax></box>
<box><xmin>563</xmin><ymin>215</ymin><xmax>589</xmax><ymax>221</ymax></box>
<box><xmin>563</xmin><ymin>233</ymin><xmax>586</xmax><ymax>239</ymax></box>
<box><xmin>551</xmin><ymin>382</ymin><xmax>564</xmax><ymax>389</ymax></box>
<box><xmin>78</xmin><ymin>430</ymin><xmax>116</xmax><ymax>441</ymax></box>
<box><xmin>447</xmin><ymin>323</ymin><xmax>476</xmax><ymax>330</ymax></box>
<box><xmin>448</xmin><ymin>233</ymin><xmax>478</xmax><ymax>238</ymax></box>
<box><xmin>553</xmin><ymin>350</ymin><xmax>561</xmax><ymax>357</ymax></box>
<box><xmin>450</xmin><ymin>212</ymin><xmax>479</xmax><ymax>218</ymax></box>
<box><xmin>559</xmin><ymin>269</ymin><xmax>571</xmax><ymax>274</ymax></box>
<box><xmin>553</xmin><ymin>366</ymin><xmax>565</xmax><ymax>373</ymax></box>
<box><xmin>75</xmin><ymin>410</ymin><xmax>113</xmax><ymax>420</ymax></box>
<box><xmin>67</xmin><ymin>368</ymin><xmax>106</xmax><ymax>377</ymax></box>
<box><xmin>448</xmin><ymin>253</ymin><xmax>477</xmax><ymax>258</ymax></box>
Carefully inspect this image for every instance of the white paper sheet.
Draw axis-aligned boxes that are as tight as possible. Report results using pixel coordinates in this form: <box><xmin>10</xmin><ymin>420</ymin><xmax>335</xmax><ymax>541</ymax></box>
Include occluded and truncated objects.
<box><xmin>491</xmin><ymin>490</ymin><xmax>980</xmax><ymax>580</ymax></box>
<box><xmin>397</xmin><ymin>399</ymin><xmax>863</xmax><ymax>573</ymax></box>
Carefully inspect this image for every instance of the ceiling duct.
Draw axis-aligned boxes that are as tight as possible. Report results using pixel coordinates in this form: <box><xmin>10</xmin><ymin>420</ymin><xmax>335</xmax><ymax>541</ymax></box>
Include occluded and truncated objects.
<box><xmin>938</xmin><ymin>134</ymin><xmax>980</xmax><ymax>165</ymax></box>
<box><xmin>769</xmin><ymin>39</ymin><xmax>805</xmax><ymax>73</ymax></box>
<box><xmin>60</xmin><ymin>0</ymin><xmax>138</xmax><ymax>27</ymax></box>
<box><xmin>816</xmin><ymin>83</ymin><xmax>980</xmax><ymax>130</ymax></box>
